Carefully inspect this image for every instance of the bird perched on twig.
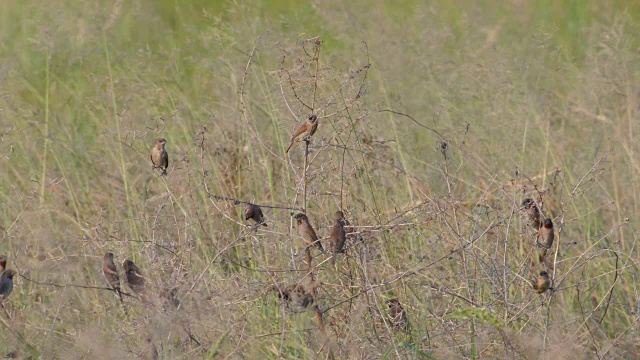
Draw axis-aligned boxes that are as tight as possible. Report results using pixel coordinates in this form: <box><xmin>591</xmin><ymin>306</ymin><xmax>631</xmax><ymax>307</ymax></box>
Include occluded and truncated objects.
<box><xmin>123</xmin><ymin>259</ymin><xmax>145</xmax><ymax>300</ymax></box>
<box><xmin>537</xmin><ymin>218</ymin><xmax>555</xmax><ymax>262</ymax></box>
<box><xmin>244</xmin><ymin>203</ymin><xmax>267</xmax><ymax>227</ymax></box>
<box><xmin>386</xmin><ymin>298</ymin><xmax>408</xmax><ymax>330</ymax></box>
<box><xmin>329</xmin><ymin>211</ymin><xmax>347</xmax><ymax>264</ymax></box>
<box><xmin>285</xmin><ymin>115</ymin><xmax>318</xmax><ymax>154</ymax></box>
<box><xmin>532</xmin><ymin>271</ymin><xmax>551</xmax><ymax>294</ymax></box>
<box><xmin>294</xmin><ymin>213</ymin><xmax>324</xmax><ymax>252</ymax></box>
<box><xmin>150</xmin><ymin>138</ymin><xmax>169</xmax><ymax>175</ymax></box>
<box><xmin>0</xmin><ymin>269</ymin><xmax>16</xmax><ymax>300</ymax></box>
<box><xmin>522</xmin><ymin>198</ymin><xmax>541</xmax><ymax>229</ymax></box>
<box><xmin>102</xmin><ymin>252</ymin><xmax>123</xmax><ymax>303</ymax></box>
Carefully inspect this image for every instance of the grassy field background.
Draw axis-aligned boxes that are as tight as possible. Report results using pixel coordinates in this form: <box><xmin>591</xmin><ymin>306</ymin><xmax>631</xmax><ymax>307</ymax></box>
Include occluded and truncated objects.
<box><xmin>1</xmin><ymin>0</ymin><xmax>640</xmax><ymax>358</ymax></box>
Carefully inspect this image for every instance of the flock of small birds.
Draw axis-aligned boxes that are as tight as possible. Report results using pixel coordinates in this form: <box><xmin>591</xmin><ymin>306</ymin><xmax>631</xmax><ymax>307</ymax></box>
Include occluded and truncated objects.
<box><xmin>0</xmin><ymin>120</ymin><xmax>557</xmax><ymax>356</ymax></box>
<box><xmin>523</xmin><ymin>198</ymin><xmax>554</xmax><ymax>295</ymax></box>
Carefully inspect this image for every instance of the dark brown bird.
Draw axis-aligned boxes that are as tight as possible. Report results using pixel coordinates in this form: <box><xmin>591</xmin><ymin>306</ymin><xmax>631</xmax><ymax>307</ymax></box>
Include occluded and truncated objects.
<box><xmin>123</xmin><ymin>259</ymin><xmax>145</xmax><ymax>299</ymax></box>
<box><xmin>150</xmin><ymin>138</ymin><xmax>169</xmax><ymax>175</ymax></box>
<box><xmin>386</xmin><ymin>298</ymin><xmax>408</xmax><ymax>330</ymax></box>
<box><xmin>522</xmin><ymin>198</ymin><xmax>541</xmax><ymax>229</ymax></box>
<box><xmin>102</xmin><ymin>252</ymin><xmax>122</xmax><ymax>303</ymax></box>
<box><xmin>532</xmin><ymin>271</ymin><xmax>551</xmax><ymax>294</ymax></box>
<box><xmin>0</xmin><ymin>269</ymin><xmax>16</xmax><ymax>300</ymax></box>
<box><xmin>537</xmin><ymin>218</ymin><xmax>555</xmax><ymax>262</ymax></box>
<box><xmin>0</xmin><ymin>254</ymin><xmax>6</xmax><ymax>274</ymax></box>
<box><xmin>285</xmin><ymin>115</ymin><xmax>318</xmax><ymax>153</ymax></box>
<box><xmin>294</xmin><ymin>213</ymin><xmax>324</xmax><ymax>252</ymax></box>
<box><xmin>244</xmin><ymin>203</ymin><xmax>267</xmax><ymax>227</ymax></box>
<box><xmin>329</xmin><ymin>211</ymin><xmax>347</xmax><ymax>264</ymax></box>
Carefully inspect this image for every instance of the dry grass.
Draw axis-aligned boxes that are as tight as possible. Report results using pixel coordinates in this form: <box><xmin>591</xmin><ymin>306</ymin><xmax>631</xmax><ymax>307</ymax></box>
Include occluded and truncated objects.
<box><xmin>1</xmin><ymin>1</ymin><xmax>640</xmax><ymax>359</ymax></box>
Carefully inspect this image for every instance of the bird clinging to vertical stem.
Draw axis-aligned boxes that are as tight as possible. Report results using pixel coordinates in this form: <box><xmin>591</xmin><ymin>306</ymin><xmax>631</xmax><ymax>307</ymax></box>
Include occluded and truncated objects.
<box><xmin>329</xmin><ymin>211</ymin><xmax>347</xmax><ymax>265</ymax></box>
<box><xmin>294</xmin><ymin>213</ymin><xmax>324</xmax><ymax>252</ymax></box>
<box><xmin>102</xmin><ymin>252</ymin><xmax>123</xmax><ymax>303</ymax></box>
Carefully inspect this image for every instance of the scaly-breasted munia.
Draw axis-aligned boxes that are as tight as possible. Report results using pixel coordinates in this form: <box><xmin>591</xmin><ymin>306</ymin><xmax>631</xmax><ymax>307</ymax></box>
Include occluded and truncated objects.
<box><xmin>244</xmin><ymin>203</ymin><xmax>267</xmax><ymax>227</ymax></box>
<box><xmin>0</xmin><ymin>269</ymin><xmax>16</xmax><ymax>300</ymax></box>
<box><xmin>0</xmin><ymin>254</ymin><xmax>6</xmax><ymax>274</ymax></box>
<box><xmin>123</xmin><ymin>259</ymin><xmax>145</xmax><ymax>299</ymax></box>
<box><xmin>150</xmin><ymin>138</ymin><xmax>169</xmax><ymax>175</ymax></box>
<box><xmin>329</xmin><ymin>211</ymin><xmax>347</xmax><ymax>264</ymax></box>
<box><xmin>294</xmin><ymin>213</ymin><xmax>324</xmax><ymax>252</ymax></box>
<box><xmin>532</xmin><ymin>271</ymin><xmax>551</xmax><ymax>294</ymax></box>
<box><xmin>537</xmin><ymin>218</ymin><xmax>555</xmax><ymax>262</ymax></box>
<box><xmin>102</xmin><ymin>252</ymin><xmax>122</xmax><ymax>302</ymax></box>
<box><xmin>386</xmin><ymin>298</ymin><xmax>408</xmax><ymax>330</ymax></box>
<box><xmin>285</xmin><ymin>115</ymin><xmax>318</xmax><ymax>153</ymax></box>
<box><xmin>522</xmin><ymin>198</ymin><xmax>541</xmax><ymax>229</ymax></box>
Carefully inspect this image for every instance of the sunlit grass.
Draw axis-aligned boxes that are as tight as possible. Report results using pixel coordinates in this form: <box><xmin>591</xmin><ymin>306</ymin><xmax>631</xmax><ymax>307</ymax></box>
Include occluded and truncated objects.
<box><xmin>1</xmin><ymin>0</ymin><xmax>640</xmax><ymax>358</ymax></box>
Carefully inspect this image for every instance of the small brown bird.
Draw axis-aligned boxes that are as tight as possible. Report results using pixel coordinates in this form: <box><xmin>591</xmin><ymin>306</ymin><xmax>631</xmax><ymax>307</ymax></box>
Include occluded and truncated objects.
<box><xmin>522</xmin><ymin>198</ymin><xmax>541</xmax><ymax>229</ymax></box>
<box><xmin>537</xmin><ymin>218</ymin><xmax>555</xmax><ymax>262</ymax></box>
<box><xmin>150</xmin><ymin>138</ymin><xmax>169</xmax><ymax>175</ymax></box>
<box><xmin>329</xmin><ymin>211</ymin><xmax>347</xmax><ymax>264</ymax></box>
<box><xmin>0</xmin><ymin>269</ymin><xmax>16</xmax><ymax>300</ymax></box>
<box><xmin>271</xmin><ymin>284</ymin><xmax>313</xmax><ymax>312</ymax></box>
<box><xmin>532</xmin><ymin>271</ymin><xmax>551</xmax><ymax>294</ymax></box>
<box><xmin>160</xmin><ymin>287</ymin><xmax>180</xmax><ymax>310</ymax></box>
<box><xmin>294</xmin><ymin>213</ymin><xmax>324</xmax><ymax>252</ymax></box>
<box><xmin>244</xmin><ymin>203</ymin><xmax>267</xmax><ymax>227</ymax></box>
<box><xmin>386</xmin><ymin>298</ymin><xmax>408</xmax><ymax>330</ymax></box>
<box><xmin>285</xmin><ymin>115</ymin><xmax>318</xmax><ymax>153</ymax></box>
<box><xmin>0</xmin><ymin>254</ymin><xmax>6</xmax><ymax>273</ymax></box>
<box><xmin>123</xmin><ymin>259</ymin><xmax>145</xmax><ymax>299</ymax></box>
<box><xmin>143</xmin><ymin>337</ymin><xmax>158</xmax><ymax>360</ymax></box>
<box><xmin>102</xmin><ymin>252</ymin><xmax>122</xmax><ymax>303</ymax></box>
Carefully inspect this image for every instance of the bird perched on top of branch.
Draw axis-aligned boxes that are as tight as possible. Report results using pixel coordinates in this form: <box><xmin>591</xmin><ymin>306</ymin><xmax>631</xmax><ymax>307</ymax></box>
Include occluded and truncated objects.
<box><xmin>285</xmin><ymin>115</ymin><xmax>318</xmax><ymax>154</ymax></box>
<box><xmin>150</xmin><ymin>138</ymin><xmax>169</xmax><ymax>175</ymax></box>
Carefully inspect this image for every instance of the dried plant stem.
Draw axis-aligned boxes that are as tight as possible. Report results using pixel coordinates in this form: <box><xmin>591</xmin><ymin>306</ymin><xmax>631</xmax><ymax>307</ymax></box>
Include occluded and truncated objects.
<box><xmin>303</xmin><ymin>140</ymin><xmax>309</xmax><ymax>212</ymax></box>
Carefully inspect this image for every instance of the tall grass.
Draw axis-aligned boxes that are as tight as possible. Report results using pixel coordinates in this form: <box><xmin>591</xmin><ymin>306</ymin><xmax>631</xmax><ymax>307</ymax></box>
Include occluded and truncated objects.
<box><xmin>1</xmin><ymin>0</ymin><xmax>640</xmax><ymax>358</ymax></box>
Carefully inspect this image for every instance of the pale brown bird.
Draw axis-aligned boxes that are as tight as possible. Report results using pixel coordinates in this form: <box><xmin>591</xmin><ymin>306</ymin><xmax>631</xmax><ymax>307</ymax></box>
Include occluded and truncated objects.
<box><xmin>102</xmin><ymin>252</ymin><xmax>122</xmax><ymax>303</ymax></box>
<box><xmin>522</xmin><ymin>198</ymin><xmax>541</xmax><ymax>229</ymax></box>
<box><xmin>123</xmin><ymin>259</ymin><xmax>145</xmax><ymax>299</ymax></box>
<box><xmin>244</xmin><ymin>203</ymin><xmax>267</xmax><ymax>227</ymax></box>
<box><xmin>386</xmin><ymin>298</ymin><xmax>408</xmax><ymax>330</ymax></box>
<box><xmin>294</xmin><ymin>213</ymin><xmax>324</xmax><ymax>252</ymax></box>
<box><xmin>537</xmin><ymin>218</ymin><xmax>555</xmax><ymax>262</ymax></box>
<box><xmin>532</xmin><ymin>271</ymin><xmax>551</xmax><ymax>294</ymax></box>
<box><xmin>143</xmin><ymin>337</ymin><xmax>158</xmax><ymax>360</ymax></box>
<box><xmin>329</xmin><ymin>211</ymin><xmax>347</xmax><ymax>264</ymax></box>
<box><xmin>285</xmin><ymin>115</ymin><xmax>318</xmax><ymax>153</ymax></box>
<box><xmin>271</xmin><ymin>284</ymin><xmax>313</xmax><ymax>312</ymax></box>
<box><xmin>150</xmin><ymin>138</ymin><xmax>169</xmax><ymax>175</ymax></box>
